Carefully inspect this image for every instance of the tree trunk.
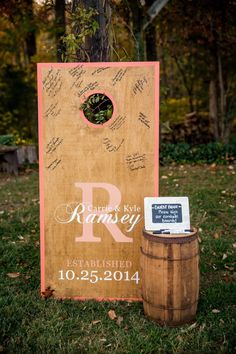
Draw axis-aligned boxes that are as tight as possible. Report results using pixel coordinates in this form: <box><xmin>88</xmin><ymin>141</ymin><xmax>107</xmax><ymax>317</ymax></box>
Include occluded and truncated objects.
<box><xmin>145</xmin><ymin>23</ymin><xmax>157</xmax><ymax>61</ymax></box>
<box><xmin>72</xmin><ymin>0</ymin><xmax>111</xmax><ymax>62</ymax></box>
<box><xmin>209</xmin><ymin>79</ymin><xmax>219</xmax><ymax>140</ymax></box>
<box><xmin>24</xmin><ymin>0</ymin><xmax>37</xmax><ymax>62</ymax></box>
<box><xmin>55</xmin><ymin>0</ymin><xmax>66</xmax><ymax>62</ymax></box>
<box><xmin>173</xmin><ymin>56</ymin><xmax>195</xmax><ymax>112</ymax></box>
<box><xmin>126</xmin><ymin>1</ymin><xmax>145</xmax><ymax>61</ymax></box>
<box><xmin>87</xmin><ymin>0</ymin><xmax>111</xmax><ymax>61</ymax></box>
<box><xmin>217</xmin><ymin>49</ymin><xmax>228</xmax><ymax>143</ymax></box>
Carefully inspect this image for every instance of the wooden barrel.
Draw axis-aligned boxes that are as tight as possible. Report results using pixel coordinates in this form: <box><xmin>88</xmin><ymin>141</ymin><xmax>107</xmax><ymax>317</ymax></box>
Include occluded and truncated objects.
<box><xmin>141</xmin><ymin>228</ymin><xmax>199</xmax><ymax>326</ymax></box>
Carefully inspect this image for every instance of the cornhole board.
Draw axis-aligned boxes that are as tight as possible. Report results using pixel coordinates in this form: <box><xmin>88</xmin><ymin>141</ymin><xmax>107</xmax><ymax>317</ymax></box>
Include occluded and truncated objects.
<box><xmin>37</xmin><ymin>61</ymin><xmax>159</xmax><ymax>300</ymax></box>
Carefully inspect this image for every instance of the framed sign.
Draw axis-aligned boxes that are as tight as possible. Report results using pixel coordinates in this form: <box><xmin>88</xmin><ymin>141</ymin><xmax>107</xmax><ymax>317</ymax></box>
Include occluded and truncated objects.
<box><xmin>37</xmin><ymin>62</ymin><xmax>159</xmax><ymax>300</ymax></box>
<box><xmin>144</xmin><ymin>197</ymin><xmax>190</xmax><ymax>233</ymax></box>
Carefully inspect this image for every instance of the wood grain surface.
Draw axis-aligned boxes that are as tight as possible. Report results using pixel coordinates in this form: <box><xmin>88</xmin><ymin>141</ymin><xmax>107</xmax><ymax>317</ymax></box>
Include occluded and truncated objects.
<box><xmin>38</xmin><ymin>62</ymin><xmax>159</xmax><ymax>300</ymax></box>
<box><xmin>141</xmin><ymin>229</ymin><xmax>199</xmax><ymax>325</ymax></box>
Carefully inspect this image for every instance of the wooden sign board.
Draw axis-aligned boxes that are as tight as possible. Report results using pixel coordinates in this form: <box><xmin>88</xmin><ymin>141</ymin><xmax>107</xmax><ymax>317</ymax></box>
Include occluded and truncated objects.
<box><xmin>37</xmin><ymin>62</ymin><xmax>159</xmax><ymax>300</ymax></box>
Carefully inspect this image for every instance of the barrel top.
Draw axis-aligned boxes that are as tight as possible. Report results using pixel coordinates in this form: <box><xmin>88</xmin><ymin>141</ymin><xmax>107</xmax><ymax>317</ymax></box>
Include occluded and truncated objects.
<box><xmin>143</xmin><ymin>227</ymin><xmax>198</xmax><ymax>244</ymax></box>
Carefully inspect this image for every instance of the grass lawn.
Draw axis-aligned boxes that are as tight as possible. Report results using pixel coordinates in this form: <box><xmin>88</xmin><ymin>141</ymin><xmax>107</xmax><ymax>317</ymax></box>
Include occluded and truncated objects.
<box><xmin>0</xmin><ymin>165</ymin><xmax>236</xmax><ymax>353</ymax></box>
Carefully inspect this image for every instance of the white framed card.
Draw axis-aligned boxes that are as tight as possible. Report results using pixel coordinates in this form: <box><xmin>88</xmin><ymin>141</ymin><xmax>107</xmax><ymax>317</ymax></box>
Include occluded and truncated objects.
<box><xmin>144</xmin><ymin>197</ymin><xmax>190</xmax><ymax>233</ymax></box>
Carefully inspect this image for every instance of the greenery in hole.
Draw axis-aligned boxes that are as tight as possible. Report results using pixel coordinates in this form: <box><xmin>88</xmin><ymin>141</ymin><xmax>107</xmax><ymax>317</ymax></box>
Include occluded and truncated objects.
<box><xmin>80</xmin><ymin>93</ymin><xmax>113</xmax><ymax>125</ymax></box>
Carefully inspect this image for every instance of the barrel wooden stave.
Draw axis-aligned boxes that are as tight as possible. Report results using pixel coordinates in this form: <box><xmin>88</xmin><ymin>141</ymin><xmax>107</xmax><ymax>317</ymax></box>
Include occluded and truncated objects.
<box><xmin>141</xmin><ymin>229</ymin><xmax>199</xmax><ymax>326</ymax></box>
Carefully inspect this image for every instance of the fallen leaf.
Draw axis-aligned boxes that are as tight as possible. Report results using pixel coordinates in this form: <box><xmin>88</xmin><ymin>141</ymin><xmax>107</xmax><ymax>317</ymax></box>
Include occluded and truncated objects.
<box><xmin>116</xmin><ymin>316</ymin><xmax>124</xmax><ymax>326</ymax></box>
<box><xmin>213</xmin><ymin>233</ymin><xmax>220</xmax><ymax>239</ymax></box>
<box><xmin>41</xmin><ymin>286</ymin><xmax>55</xmax><ymax>300</ymax></box>
<box><xmin>212</xmin><ymin>309</ymin><xmax>220</xmax><ymax>313</ymax></box>
<box><xmin>224</xmin><ymin>265</ymin><xmax>234</xmax><ymax>271</ymax></box>
<box><xmin>187</xmin><ymin>322</ymin><xmax>197</xmax><ymax>331</ymax></box>
<box><xmin>180</xmin><ymin>322</ymin><xmax>197</xmax><ymax>333</ymax></box>
<box><xmin>198</xmin><ymin>236</ymin><xmax>202</xmax><ymax>243</ymax></box>
<box><xmin>108</xmin><ymin>309</ymin><xmax>117</xmax><ymax>320</ymax></box>
<box><xmin>233</xmin><ymin>243</ymin><xmax>236</xmax><ymax>249</ymax></box>
<box><xmin>199</xmin><ymin>323</ymin><xmax>206</xmax><ymax>331</ymax></box>
<box><xmin>222</xmin><ymin>273</ymin><xmax>233</xmax><ymax>283</ymax></box>
<box><xmin>161</xmin><ymin>175</ymin><xmax>168</xmax><ymax>179</ymax></box>
<box><xmin>99</xmin><ymin>338</ymin><xmax>106</xmax><ymax>342</ymax></box>
<box><xmin>7</xmin><ymin>272</ymin><xmax>20</xmax><ymax>278</ymax></box>
<box><xmin>92</xmin><ymin>320</ymin><xmax>101</xmax><ymax>325</ymax></box>
<box><xmin>176</xmin><ymin>335</ymin><xmax>183</xmax><ymax>342</ymax></box>
<box><xmin>222</xmin><ymin>253</ymin><xmax>227</xmax><ymax>260</ymax></box>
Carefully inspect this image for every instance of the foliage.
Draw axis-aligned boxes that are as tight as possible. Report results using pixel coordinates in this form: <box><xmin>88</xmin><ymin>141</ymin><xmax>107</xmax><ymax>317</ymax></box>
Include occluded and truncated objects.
<box><xmin>0</xmin><ymin>65</ymin><xmax>36</xmax><ymax>142</ymax></box>
<box><xmin>156</xmin><ymin>0</ymin><xmax>236</xmax><ymax>143</ymax></box>
<box><xmin>0</xmin><ymin>166</ymin><xmax>236</xmax><ymax>353</ymax></box>
<box><xmin>0</xmin><ymin>0</ymin><xmax>37</xmax><ymax>67</ymax></box>
<box><xmin>160</xmin><ymin>142</ymin><xmax>236</xmax><ymax>165</ymax></box>
<box><xmin>0</xmin><ymin>135</ymin><xmax>15</xmax><ymax>146</ymax></box>
<box><xmin>161</xmin><ymin>112</ymin><xmax>213</xmax><ymax>145</ymax></box>
<box><xmin>0</xmin><ymin>0</ymin><xmax>236</xmax><ymax>143</ymax></box>
<box><xmin>61</xmin><ymin>5</ymin><xmax>99</xmax><ymax>62</ymax></box>
<box><xmin>160</xmin><ymin>97</ymin><xmax>190</xmax><ymax>124</ymax></box>
<box><xmin>80</xmin><ymin>94</ymin><xmax>113</xmax><ymax>125</ymax></box>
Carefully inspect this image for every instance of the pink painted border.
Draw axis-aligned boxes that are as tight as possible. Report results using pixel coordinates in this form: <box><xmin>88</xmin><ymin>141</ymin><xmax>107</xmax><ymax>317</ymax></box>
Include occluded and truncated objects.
<box><xmin>37</xmin><ymin>64</ymin><xmax>45</xmax><ymax>295</ymax></box>
<box><xmin>37</xmin><ymin>61</ymin><xmax>159</xmax><ymax>69</ymax></box>
<box><xmin>79</xmin><ymin>90</ymin><xmax>117</xmax><ymax>129</ymax></box>
<box><xmin>154</xmin><ymin>63</ymin><xmax>160</xmax><ymax>196</ymax></box>
<box><xmin>37</xmin><ymin>61</ymin><xmax>160</xmax><ymax>301</ymax></box>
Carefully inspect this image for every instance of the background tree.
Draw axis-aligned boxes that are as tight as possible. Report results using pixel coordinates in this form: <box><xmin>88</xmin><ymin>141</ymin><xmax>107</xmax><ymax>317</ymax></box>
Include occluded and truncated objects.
<box><xmin>156</xmin><ymin>0</ymin><xmax>236</xmax><ymax>143</ymax></box>
<box><xmin>0</xmin><ymin>0</ymin><xmax>37</xmax><ymax>67</ymax></box>
<box><xmin>0</xmin><ymin>0</ymin><xmax>39</xmax><ymax>142</ymax></box>
<box><xmin>0</xmin><ymin>0</ymin><xmax>235</xmax><ymax>145</ymax></box>
<box><xmin>63</xmin><ymin>0</ymin><xmax>111</xmax><ymax>62</ymax></box>
<box><xmin>55</xmin><ymin>0</ymin><xmax>66</xmax><ymax>62</ymax></box>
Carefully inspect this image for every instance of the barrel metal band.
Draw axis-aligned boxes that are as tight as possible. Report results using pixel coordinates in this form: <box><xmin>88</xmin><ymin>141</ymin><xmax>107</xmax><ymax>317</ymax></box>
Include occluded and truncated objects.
<box><xmin>142</xmin><ymin>296</ymin><xmax>198</xmax><ymax>311</ymax></box>
<box><xmin>140</xmin><ymin>247</ymin><xmax>199</xmax><ymax>261</ymax></box>
<box><xmin>143</xmin><ymin>230</ymin><xmax>197</xmax><ymax>244</ymax></box>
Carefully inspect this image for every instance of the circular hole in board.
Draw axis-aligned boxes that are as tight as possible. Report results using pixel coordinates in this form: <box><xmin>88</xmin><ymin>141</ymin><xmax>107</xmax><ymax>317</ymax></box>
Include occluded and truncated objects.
<box><xmin>80</xmin><ymin>93</ymin><xmax>114</xmax><ymax>125</ymax></box>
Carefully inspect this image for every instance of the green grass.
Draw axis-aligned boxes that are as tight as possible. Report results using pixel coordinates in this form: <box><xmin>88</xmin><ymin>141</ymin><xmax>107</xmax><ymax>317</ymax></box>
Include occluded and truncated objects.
<box><xmin>0</xmin><ymin>165</ymin><xmax>236</xmax><ymax>353</ymax></box>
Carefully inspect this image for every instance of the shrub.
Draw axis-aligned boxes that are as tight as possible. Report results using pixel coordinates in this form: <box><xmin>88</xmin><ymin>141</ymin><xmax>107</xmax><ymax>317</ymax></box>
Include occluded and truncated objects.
<box><xmin>160</xmin><ymin>142</ymin><xmax>236</xmax><ymax>165</ymax></box>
